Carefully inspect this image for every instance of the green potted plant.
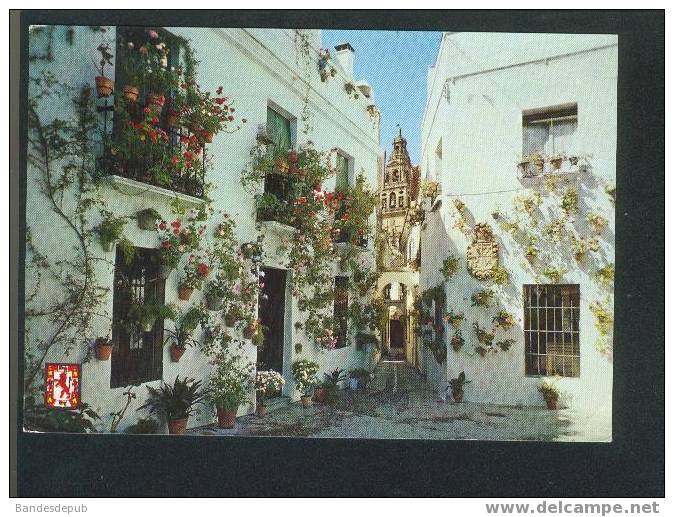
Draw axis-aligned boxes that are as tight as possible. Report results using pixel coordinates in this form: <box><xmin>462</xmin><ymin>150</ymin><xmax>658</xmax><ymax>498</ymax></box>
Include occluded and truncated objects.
<box><xmin>127</xmin><ymin>302</ymin><xmax>175</xmax><ymax>333</ymax></box>
<box><xmin>538</xmin><ymin>381</ymin><xmax>560</xmax><ymax>410</ymax></box>
<box><xmin>492</xmin><ymin>310</ymin><xmax>515</xmax><ymax>330</ymax></box>
<box><xmin>179</xmin><ymin>256</ymin><xmax>210</xmax><ymax>300</ymax></box>
<box><xmin>139</xmin><ymin>376</ymin><xmax>207</xmax><ymax>435</ymax></box>
<box><xmin>549</xmin><ymin>153</ymin><xmax>565</xmax><ymax>170</ymax></box>
<box><xmin>94</xmin><ymin>42</ymin><xmax>114</xmax><ymax>98</ymax></box>
<box><xmin>447</xmin><ymin>371</ymin><xmax>471</xmax><ymax>402</ymax></box>
<box><xmin>255</xmin><ymin>370</ymin><xmax>285</xmax><ymax>417</ymax></box>
<box><xmin>97</xmin><ymin>215</ymin><xmax>127</xmax><ymax>252</ymax></box>
<box><xmin>440</xmin><ymin>255</ymin><xmax>460</xmax><ymax>280</ymax></box>
<box><xmin>321</xmin><ymin>368</ymin><xmax>347</xmax><ymax>403</ymax></box>
<box><xmin>204</xmin><ymin>279</ymin><xmax>227</xmax><ymax>311</ymax></box>
<box><xmin>93</xmin><ymin>336</ymin><xmax>113</xmax><ymax>361</ymax></box>
<box><xmin>224</xmin><ymin>304</ymin><xmax>244</xmax><ymax>328</ymax></box>
<box><xmin>529</xmin><ymin>151</ymin><xmax>545</xmax><ymax>174</ymax></box>
<box><xmin>136</xmin><ymin>208</ymin><xmax>162</xmax><ymax>231</ymax></box>
<box><xmin>207</xmin><ymin>353</ymin><xmax>254</xmax><ymax>429</ymax></box>
<box><xmin>450</xmin><ymin>330</ymin><xmax>464</xmax><ymax>352</ymax></box>
<box><xmin>292</xmin><ymin>359</ymin><xmax>319</xmax><ymax>408</ymax></box>
<box><xmin>164</xmin><ymin>306</ymin><xmax>205</xmax><ymax>362</ymax></box>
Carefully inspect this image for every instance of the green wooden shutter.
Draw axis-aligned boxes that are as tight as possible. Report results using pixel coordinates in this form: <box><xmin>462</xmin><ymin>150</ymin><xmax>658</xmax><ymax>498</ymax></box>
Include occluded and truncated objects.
<box><xmin>336</xmin><ymin>154</ymin><xmax>349</xmax><ymax>192</ymax></box>
<box><xmin>267</xmin><ymin>107</ymin><xmax>291</xmax><ymax>153</ymax></box>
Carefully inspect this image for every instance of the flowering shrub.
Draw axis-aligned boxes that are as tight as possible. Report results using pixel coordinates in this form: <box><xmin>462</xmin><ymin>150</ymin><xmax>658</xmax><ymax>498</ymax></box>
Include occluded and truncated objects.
<box><xmin>255</xmin><ymin>370</ymin><xmax>285</xmax><ymax>404</ymax></box>
<box><xmin>207</xmin><ymin>353</ymin><xmax>254</xmax><ymax>411</ymax></box>
<box><xmin>176</xmin><ymin>82</ymin><xmax>240</xmax><ymax>139</ymax></box>
<box><xmin>291</xmin><ymin>359</ymin><xmax>319</xmax><ymax>396</ymax></box>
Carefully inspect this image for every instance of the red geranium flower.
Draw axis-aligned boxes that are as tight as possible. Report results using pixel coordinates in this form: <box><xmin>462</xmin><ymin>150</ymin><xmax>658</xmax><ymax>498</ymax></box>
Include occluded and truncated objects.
<box><xmin>197</xmin><ymin>263</ymin><xmax>209</xmax><ymax>276</ymax></box>
<box><xmin>161</xmin><ymin>240</ymin><xmax>171</xmax><ymax>249</ymax></box>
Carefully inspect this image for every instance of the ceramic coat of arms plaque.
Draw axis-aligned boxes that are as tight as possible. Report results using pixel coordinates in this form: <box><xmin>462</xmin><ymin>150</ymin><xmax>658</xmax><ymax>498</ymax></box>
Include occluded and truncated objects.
<box><xmin>467</xmin><ymin>223</ymin><xmax>499</xmax><ymax>279</ymax></box>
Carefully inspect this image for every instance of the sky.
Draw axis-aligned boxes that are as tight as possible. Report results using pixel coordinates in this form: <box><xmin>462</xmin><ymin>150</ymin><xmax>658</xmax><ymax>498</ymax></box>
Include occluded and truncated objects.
<box><xmin>322</xmin><ymin>30</ymin><xmax>442</xmax><ymax>165</ymax></box>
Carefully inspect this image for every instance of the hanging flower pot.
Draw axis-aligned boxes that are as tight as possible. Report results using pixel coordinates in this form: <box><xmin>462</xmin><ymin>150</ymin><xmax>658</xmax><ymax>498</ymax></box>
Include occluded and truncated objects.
<box><xmin>216</xmin><ymin>406</ymin><xmax>238</xmax><ymax>428</ymax></box>
<box><xmin>166</xmin><ymin>108</ymin><xmax>180</xmax><ymax>128</ymax></box>
<box><xmin>95</xmin><ymin>76</ymin><xmax>114</xmax><ymax>98</ymax></box>
<box><xmin>313</xmin><ymin>386</ymin><xmax>327</xmax><ymax>403</ymax></box>
<box><xmin>224</xmin><ymin>312</ymin><xmax>237</xmax><ymax>327</ymax></box>
<box><xmin>205</xmin><ymin>292</ymin><xmax>224</xmax><ymax>311</ymax></box>
<box><xmin>146</xmin><ymin>93</ymin><xmax>166</xmax><ymax>114</ymax></box>
<box><xmin>94</xmin><ymin>337</ymin><xmax>113</xmax><ymax>361</ymax></box>
<box><xmin>452</xmin><ymin>388</ymin><xmax>464</xmax><ymax>403</ymax></box>
<box><xmin>122</xmin><ymin>85</ymin><xmax>139</xmax><ymax>103</ymax></box>
<box><xmin>136</xmin><ymin>208</ymin><xmax>160</xmax><ymax>231</ymax></box>
<box><xmin>170</xmin><ymin>343</ymin><xmax>186</xmax><ymax>362</ymax></box>
<box><xmin>140</xmin><ymin>316</ymin><xmax>157</xmax><ymax>333</ymax></box>
<box><xmin>167</xmin><ymin>417</ymin><xmax>189</xmax><ymax>435</ymax></box>
<box><xmin>178</xmin><ymin>284</ymin><xmax>194</xmax><ymax>301</ymax></box>
<box><xmin>243</xmin><ymin>322</ymin><xmax>256</xmax><ymax>340</ymax></box>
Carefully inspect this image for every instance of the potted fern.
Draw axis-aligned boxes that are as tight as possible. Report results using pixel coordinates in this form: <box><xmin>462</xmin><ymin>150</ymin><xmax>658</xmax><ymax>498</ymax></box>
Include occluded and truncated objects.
<box><xmin>97</xmin><ymin>215</ymin><xmax>127</xmax><ymax>252</ymax></box>
<box><xmin>139</xmin><ymin>376</ymin><xmax>207</xmax><ymax>435</ymax></box>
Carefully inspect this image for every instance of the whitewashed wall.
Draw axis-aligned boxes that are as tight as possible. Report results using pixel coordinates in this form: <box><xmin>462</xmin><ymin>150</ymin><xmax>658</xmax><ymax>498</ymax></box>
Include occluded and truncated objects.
<box><xmin>26</xmin><ymin>26</ymin><xmax>382</xmax><ymax>432</ymax></box>
<box><xmin>418</xmin><ymin>33</ymin><xmax>617</xmax><ymax>436</ymax></box>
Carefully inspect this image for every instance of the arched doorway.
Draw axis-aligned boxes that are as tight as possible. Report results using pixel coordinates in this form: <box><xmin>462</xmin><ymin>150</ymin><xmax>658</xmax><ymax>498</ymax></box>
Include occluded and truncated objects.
<box><xmin>383</xmin><ymin>282</ymin><xmax>407</xmax><ymax>360</ymax></box>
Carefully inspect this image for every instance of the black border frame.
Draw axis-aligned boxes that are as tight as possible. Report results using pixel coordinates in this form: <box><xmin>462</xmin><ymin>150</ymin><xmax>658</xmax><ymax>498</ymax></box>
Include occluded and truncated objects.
<box><xmin>11</xmin><ymin>10</ymin><xmax>664</xmax><ymax>497</ymax></box>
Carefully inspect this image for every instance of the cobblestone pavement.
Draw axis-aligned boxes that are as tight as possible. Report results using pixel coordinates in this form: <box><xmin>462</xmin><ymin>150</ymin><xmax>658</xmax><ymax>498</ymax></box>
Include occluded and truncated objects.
<box><xmin>192</xmin><ymin>361</ymin><xmax>611</xmax><ymax>441</ymax></box>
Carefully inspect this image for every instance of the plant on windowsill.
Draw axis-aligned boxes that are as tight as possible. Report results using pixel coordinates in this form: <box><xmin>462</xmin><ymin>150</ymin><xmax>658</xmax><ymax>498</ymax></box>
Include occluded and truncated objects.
<box><xmin>94</xmin><ymin>42</ymin><xmax>114</xmax><ymax>98</ymax></box>
<box><xmin>470</xmin><ymin>288</ymin><xmax>494</xmax><ymax>308</ymax></box>
<box><xmin>538</xmin><ymin>380</ymin><xmax>560</xmax><ymax>410</ymax></box>
<box><xmin>164</xmin><ymin>305</ymin><xmax>207</xmax><ymax>362</ymax></box>
<box><xmin>97</xmin><ymin>214</ymin><xmax>127</xmax><ymax>252</ymax></box>
<box><xmin>492</xmin><ymin>310</ymin><xmax>515</xmax><ymax>330</ymax></box>
<box><xmin>139</xmin><ymin>376</ymin><xmax>207</xmax><ymax>435</ymax></box>
<box><xmin>440</xmin><ymin>254</ymin><xmax>460</xmax><ymax>280</ymax></box>
<box><xmin>178</xmin><ymin>255</ymin><xmax>210</xmax><ymax>300</ymax></box>
<box><xmin>255</xmin><ymin>370</ymin><xmax>285</xmax><ymax>417</ymax></box>
<box><xmin>136</xmin><ymin>208</ymin><xmax>162</xmax><ymax>230</ymax></box>
<box><xmin>292</xmin><ymin>359</ymin><xmax>320</xmax><ymax>408</ymax></box>
<box><xmin>206</xmin><ymin>352</ymin><xmax>254</xmax><ymax>429</ymax></box>
<box><xmin>447</xmin><ymin>371</ymin><xmax>470</xmax><ymax>403</ymax></box>
<box><xmin>549</xmin><ymin>153</ymin><xmax>566</xmax><ymax>171</ymax></box>
<box><xmin>93</xmin><ymin>336</ymin><xmax>113</xmax><ymax>361</ymax></box>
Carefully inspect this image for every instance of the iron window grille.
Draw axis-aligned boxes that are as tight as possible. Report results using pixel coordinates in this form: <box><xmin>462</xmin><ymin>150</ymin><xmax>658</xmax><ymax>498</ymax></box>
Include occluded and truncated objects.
<box><xmin>523</xmin><ymin>284</ymin><xmax>580</xmax><ymax>377</ymax></box>
<box><xmin>111</xmin><ymin>247</ymin><xmax>165</xmax><ymax>388</ymax></box>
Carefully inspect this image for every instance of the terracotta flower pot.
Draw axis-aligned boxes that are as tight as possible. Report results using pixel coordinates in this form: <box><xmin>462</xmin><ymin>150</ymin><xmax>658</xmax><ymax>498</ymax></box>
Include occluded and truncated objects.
<box><xmin>551</xmin><ymin>157</ymin><xmax>563</xmax><ymax>170</ymax></box>
<box><xmin>313</xmin><ymin>387</ymin><xmax>326</xmax><ymax>403</ymax></box>
<box><xmin>224</xmin><ymin>314</ymin><xmax>237</xmax><ymax>327</ymax></box>
<box><xmin>146</xmin><ymin>93</ymin><xmax>165</xmax><ymax>114</ymax></box>
<box><xmin>545</xmin><ymin>398</ymin><xmax>558</xmax><ymax>410</ymax></box>
<box><xmin>526</xmin><ymin>254</ymin><xmax>536</xmax><ymax>264</ymax></box>
<box><xmin>300</xmin><ymin>395</ymin><xmax>312</xmax><ymax>408</ymax></box>
<box><xmin>94</xmin><ymin>341</ymin><xmax>113</xmax><ymax>361</ymax></box>
<box><xmin>168</xmin><ymin>417</ymin><xmax>188</xmax><ymax>435</ymax></box>
<box><xmin>534</xmin><ymin>159</ymin><xmax>545</xmax><ymax>174</ymax></box>
<box><xmin>256</xmin><ymin>404</ymin><xmax>267</xmax><ymax>417</ymax></box>
<box><xmin>243</xmin><ymin>324</ymin><xmax>256</xmax><ymax>340</ymax></box>
<box><xmin>452</xmin><ymin>389</ymin><xmax>464</xmax><ymax>403</ymax></box>
<box><xmin>178</xmin><ymin>285</ymin><xmax>194</xmax><ymax>301</ymax></box>
<box><xmin>170</xmin><ymin>343</ymin><xmax>186</xmax><ymax>362</ymax></box>
<box><xmin>166</xmin><ymin>109</ymin><xmax>180</xmax><ymax>128</ymax></box>
<box><xmin>123</xmin><ymin>85</ymin><xmax>139</xmax><ymax>103</ymax></box>
<box><xmin>217</xmin><ymin>407</ymin><xmax>238</xmax><ymax>428</ymax></box>
<box><xmin>95</xmin><ymin>76</ymin><xmax>114</xmax><ymax>98</ymax></box>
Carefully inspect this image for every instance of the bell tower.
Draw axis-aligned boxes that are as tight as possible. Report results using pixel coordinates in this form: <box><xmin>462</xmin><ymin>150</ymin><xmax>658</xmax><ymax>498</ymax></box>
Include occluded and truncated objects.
<box><xmin>379</xmin><ymin>127</ymin><xmax>415</xmax><ymax>248</ymax></box>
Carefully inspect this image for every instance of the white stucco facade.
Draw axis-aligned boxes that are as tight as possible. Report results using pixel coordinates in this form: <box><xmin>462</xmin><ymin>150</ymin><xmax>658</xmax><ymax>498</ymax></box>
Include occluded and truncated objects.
<box><xmin>418</xmin><ymin>33</ymin><xmax>617</xmax><ymax>439</ymax></box>
<box><xmin>25</xmin><ymin>26</ymin><xmax>382</xmax><ymax>431</ymax></box>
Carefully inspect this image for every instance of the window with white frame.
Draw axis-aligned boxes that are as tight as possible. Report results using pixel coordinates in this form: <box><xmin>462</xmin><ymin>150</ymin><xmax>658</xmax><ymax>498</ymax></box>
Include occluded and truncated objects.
<box><xmin>524</xmin><ymin>284</ymin><xmax>580</xmax><ymax>377</ymax></box>
<box><xmin>522</xmin><ymin>104</ymin><xmax>578</xmax><ymax>157</ymax></box>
